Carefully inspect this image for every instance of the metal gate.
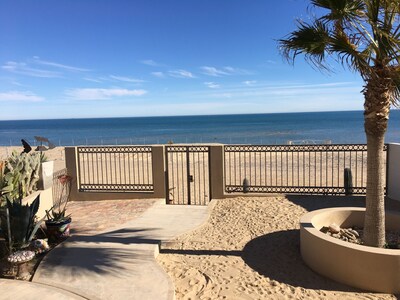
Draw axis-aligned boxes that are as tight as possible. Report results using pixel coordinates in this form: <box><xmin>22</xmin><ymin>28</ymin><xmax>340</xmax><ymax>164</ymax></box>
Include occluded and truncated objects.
<box><xmin>166</xmin><ymin>146</ymin><xmax>211</xmax><ymax>205</ymax></box>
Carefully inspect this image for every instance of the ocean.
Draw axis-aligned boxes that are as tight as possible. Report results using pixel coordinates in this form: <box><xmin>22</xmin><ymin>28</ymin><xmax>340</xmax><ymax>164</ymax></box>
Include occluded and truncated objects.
<box><xmin>0</xmin><ymin>110</ymin><xmax>399</xmax><ymax>146</ymax></box>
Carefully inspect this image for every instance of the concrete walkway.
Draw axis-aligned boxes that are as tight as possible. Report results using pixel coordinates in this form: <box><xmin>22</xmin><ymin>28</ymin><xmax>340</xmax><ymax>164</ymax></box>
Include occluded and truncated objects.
<box><xmin>0</xmin><ymin>279</ymin><xmax>85</xmax><ymax>300</ymax></box>
<box><xmin>29</xmin><ymin>199</ymin><xmax>212</xmax><ymax>300</ymax></box>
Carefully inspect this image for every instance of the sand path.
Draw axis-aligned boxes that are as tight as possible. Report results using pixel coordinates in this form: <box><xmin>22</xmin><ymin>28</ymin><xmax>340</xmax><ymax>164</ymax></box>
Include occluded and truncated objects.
<box><xmin>157</xmin><ymin>196</ymin><xmax>398</xmax><ymax>300</ymax></box>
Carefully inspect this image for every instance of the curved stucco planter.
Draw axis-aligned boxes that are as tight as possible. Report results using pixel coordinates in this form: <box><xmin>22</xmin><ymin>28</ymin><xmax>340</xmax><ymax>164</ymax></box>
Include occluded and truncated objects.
<box><xmin>300</xmin><ymin>207</ymin><xmax>400</xmax><ymax>293</ymax></box>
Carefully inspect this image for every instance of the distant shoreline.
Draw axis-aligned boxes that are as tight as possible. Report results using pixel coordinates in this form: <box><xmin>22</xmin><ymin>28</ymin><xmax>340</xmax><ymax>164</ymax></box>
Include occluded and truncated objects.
<box><xmin>0</xmin><ymin>109</ymin><xmax>365</xmax><ymax>122</ymax></box>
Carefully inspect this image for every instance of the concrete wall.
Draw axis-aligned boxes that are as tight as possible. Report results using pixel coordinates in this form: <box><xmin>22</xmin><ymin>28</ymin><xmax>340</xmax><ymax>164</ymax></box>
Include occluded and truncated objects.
<box><xmin>22</xmin><ymin>187</ymin><xmax>53</xmax><ymax>219</ymax></box>
<box><xmin>209</xmin><ymin>145</ymin><xmax>225</xmax><ymax>199</ymax></box>
<box><xmin>300</xmin><ymin>207</ymin><xmax>400</xmax><ymax>293</ymax></box>
<box><xmin>387</xmin><ymin>143</ymin><xmax>400</xmax><ymax>202</ymax></box>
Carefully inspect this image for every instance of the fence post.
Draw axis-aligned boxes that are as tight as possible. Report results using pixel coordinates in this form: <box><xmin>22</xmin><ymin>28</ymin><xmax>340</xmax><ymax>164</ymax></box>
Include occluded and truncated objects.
<box><xmin>152</xmin><ymin>145</ymin><xmax>166</xmax><ymax>199</ymax></box>
<box><xmin>65</xmin><ymin>147</ymin><xmax>79</xmax><ymax>201</ymax></box>
<box><xmin>387</xmin><ymin>143</ymin><xmax>400</xmax><ymax>202</ymax></box>
<box><xmin>209</xmin><ymin>145</ymin><xmax>225</xmax><ymax>199</ymax></box>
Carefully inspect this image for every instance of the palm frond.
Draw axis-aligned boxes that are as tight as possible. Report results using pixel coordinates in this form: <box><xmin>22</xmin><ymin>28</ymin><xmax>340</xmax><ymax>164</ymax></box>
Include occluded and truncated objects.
<box><xmin>312</xmin><ymin>0</ymin><xmax>365</xmax><ymax>22</ymax></box>
<box><xmin>391</xmin><ymin>66</ymin><xmax>400</xmax><ymax>105</ymax></box>
<box><xmin>330</xmin><ymin>32</ymin><xmax>371</xmax><ymax>76</ymax></box>
<box><xmin>279</xmin><ymin>20</ymin><xmax>331</xmax><ymax>69</ymax></box>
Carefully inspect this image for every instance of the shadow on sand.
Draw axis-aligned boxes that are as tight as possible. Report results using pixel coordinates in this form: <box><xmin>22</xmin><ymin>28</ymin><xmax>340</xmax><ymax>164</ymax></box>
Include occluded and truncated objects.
<box><xmin>285</xmin><ymin>194</ymin><xmax>400</xmax><ymax>213</ymax></box>
<box><xmin>285</xmin><ymin>195</ymin><xmax>365</xmax><ymax>211</ymax></box>
<box><xmin>241</xmin><ymin>229</ymin><xmax>362</xmax><ymax>292</ymax></box>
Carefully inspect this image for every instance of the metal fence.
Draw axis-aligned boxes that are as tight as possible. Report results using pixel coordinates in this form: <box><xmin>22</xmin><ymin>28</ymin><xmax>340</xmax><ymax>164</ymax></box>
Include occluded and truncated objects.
<box><xmin>76</xmin><ymin>146</ymin><xmax>153</xmax><ymax>192</ymax></box>
<box><xmin>224</xmin><ymin>144</ymin><xmax>386</xmax><ymax>195</ymax></box>
<box><xmin>166</xmin><ymin>146</ymin><xmax>211</xmax><ymax>205</ymax></box>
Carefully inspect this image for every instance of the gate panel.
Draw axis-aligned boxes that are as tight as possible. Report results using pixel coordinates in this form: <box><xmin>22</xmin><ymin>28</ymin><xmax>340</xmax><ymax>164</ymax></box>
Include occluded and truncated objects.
<box><xmin>224</xmin><ymin>144</ymin><xmax>387</xmax><ymax>195</ymax></box>
<box><xmin>77</xmin><ymin>146</ymin><xmax>153</xmax><ymax>192</ymax></box>
<box><xmin>166</xmin><ymin>146</ymin><xmax>211</xmax><ymax>205</ymax></box>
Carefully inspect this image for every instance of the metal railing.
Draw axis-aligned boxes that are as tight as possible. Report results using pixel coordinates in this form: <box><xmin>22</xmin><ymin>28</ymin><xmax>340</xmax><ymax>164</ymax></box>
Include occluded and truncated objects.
<box><xmin>224</xmin><ymin>144</ymin><xmax>386</xmax><ymax>195</ymax></box>
<box><xmin>76</xmin><ymin>146</ymin><xmax>153</xmax><ymax>192</ymax></box>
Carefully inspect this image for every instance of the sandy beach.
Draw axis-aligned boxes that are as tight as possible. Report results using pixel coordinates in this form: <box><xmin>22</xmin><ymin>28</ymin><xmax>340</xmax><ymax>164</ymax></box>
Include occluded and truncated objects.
<box><xmin>157</xmin><ymin>196</ymin><xmax>397</xmax><ymax>300</ymax></box>
<box><xmin>2</xmin><ymin>145</ymin><xmax>398</xmax><ymax>298</ymax></box>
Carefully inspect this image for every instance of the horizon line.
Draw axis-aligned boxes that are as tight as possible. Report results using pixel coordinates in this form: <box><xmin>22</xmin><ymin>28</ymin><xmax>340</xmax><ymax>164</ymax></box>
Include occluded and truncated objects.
<box><xmin>0</xmin><ymin>109</ymin><xmax>371</xmax><ymax>122</ymax></box>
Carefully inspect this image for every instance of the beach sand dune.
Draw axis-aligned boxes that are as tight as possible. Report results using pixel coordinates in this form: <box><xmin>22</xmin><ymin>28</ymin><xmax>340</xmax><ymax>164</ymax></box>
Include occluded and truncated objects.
<box><xmin>157</xmin><ymin>197</ymin><xmax>397</xmax><ymax>300</ymax></box>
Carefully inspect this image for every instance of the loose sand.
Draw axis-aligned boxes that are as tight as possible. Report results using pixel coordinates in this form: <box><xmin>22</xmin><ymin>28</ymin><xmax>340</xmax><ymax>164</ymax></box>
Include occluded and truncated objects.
<box><xmin>2</xmin><ymin>145</ymin><xmax>397</xmax><ymax>298</ymax></box>
<box><xmin>157</xmin><ymin>196</ymin><xmax>398</xmax><ymax>300</ymax></box>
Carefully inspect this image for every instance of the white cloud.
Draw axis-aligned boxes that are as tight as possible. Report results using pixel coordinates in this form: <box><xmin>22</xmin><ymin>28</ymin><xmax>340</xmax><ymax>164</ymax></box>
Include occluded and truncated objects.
<box><xmin>109</xmin><ymin>75</ymin><xmax>145</xmax><ymax>83</ymax></box>
<box><xmin>168</xmin><ymin>69</ymin><xmax>195</xmax><ymax>78</ymax></box>
<box><xmin>0</xmin><ymin>91</ymin><xmax>44</xmax><ymax>102</ymax></box>
<box><xmin>141</xmin><ymin>59</ymin><xmax>164</xmax><ymax>67</ymax></box>
<box><xmin>32</xmin><ymin>57</ymin><xmax>90</xmax><ymax>72</ymax></box>
<box><xmin>223</xmin><ymin>66</ymin><xmax>251</xmax><ymax>75</ymax></box>
<box><xmin>242</xmin><ymin>80</ymin><xmax>257</xmax><ymax>86</ymax></box>
<box><xmin>200</xmin><ymin>66</ymin><xmax>229</xmax><ymax>77</ymax></box>
<box><xmin>204</xmin><ymin>82</ymin><xmax>220</xmax><ymax>89</ymax></box>
<box><xmin>151</xmin><ymin>71</ymin><xmax>165</xmax><ymax>78</ymax></box>
<box><xmin>2</xmin><ymin>58</ymin><xmax>90</xmax><ymax>78</ymax></box>
<box><xmin>65</xmin><ymin>88</ymin><xmax>147</xmax><ymax>100</ymax></box>
<box><xmin>83</xmin><ymin>77</ymin><xmax>103</xmax><ymax>83</ymax></box>
<box><xmin>210</xmin><ymin>93</ymin><xmax>232</xmax><ymax>98</ymax></box>
<box><xmin>2</xmin><ymin>61</ymin><xmax>61</xmax><ymax>78</ymax></box>
<box><xmin>201</xmin><ymin>66</ymin><xmax>251</xmax><ymax>77</ymax></box>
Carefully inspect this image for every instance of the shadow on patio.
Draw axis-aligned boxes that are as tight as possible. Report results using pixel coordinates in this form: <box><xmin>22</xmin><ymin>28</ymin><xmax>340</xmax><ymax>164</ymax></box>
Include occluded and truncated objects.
<box><xmin>37</xmin><ymin>227</ymin><xmax>162</xmax><ymax>276</ymax></box>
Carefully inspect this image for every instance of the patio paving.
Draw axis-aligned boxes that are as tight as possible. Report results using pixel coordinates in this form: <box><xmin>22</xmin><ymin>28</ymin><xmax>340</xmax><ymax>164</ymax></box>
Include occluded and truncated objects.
<box><xmin>0</xmin><ymin>279</ymin><xmax>85</xmax><ymax>300</ymax></box>
<box><xmin>31</xmin><ymin>199</ymin><xmax>212</xmax><ymax>300</ymax></box>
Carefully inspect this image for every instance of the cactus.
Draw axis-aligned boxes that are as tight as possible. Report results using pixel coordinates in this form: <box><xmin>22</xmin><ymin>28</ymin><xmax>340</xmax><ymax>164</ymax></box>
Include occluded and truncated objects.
<box><xmin>344</xmin><ymin>168</ymin><xmax>353</xmax><ymax>195</ymax></box>
<box><xmin>0</xmin><ymin>151</ymin><xmax>42</xmax><ymax>202</ymax></box>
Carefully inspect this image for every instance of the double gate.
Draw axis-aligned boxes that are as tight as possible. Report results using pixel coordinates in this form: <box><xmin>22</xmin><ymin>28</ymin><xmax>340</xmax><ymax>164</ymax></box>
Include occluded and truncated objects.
<box><xmin>165</xmin><ymin>146</ymin><xmax>211</xmax><ymax>205</ymax></box>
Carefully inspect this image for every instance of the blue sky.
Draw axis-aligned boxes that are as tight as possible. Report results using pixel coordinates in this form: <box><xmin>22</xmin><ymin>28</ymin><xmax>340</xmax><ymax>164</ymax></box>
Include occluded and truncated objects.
<box><xmin>0</xmin><ymin>0</ymin><xmax>364</xmax><ymax>120</ymax></box>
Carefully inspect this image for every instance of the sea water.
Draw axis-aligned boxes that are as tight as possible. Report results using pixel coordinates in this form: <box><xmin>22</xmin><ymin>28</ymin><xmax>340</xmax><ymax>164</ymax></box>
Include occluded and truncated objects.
<box><xmin>0</xmin><ymin>110</ymin><xmax>399</xmax><ymax>146</ymax></box>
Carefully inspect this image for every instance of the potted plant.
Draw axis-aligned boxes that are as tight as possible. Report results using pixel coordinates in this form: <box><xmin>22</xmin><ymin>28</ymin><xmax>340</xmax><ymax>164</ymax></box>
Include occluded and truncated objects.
<box><xmin>45</xmin><ymin>174</ymin><xmax>72</xmax><ymax>241</ymax></box>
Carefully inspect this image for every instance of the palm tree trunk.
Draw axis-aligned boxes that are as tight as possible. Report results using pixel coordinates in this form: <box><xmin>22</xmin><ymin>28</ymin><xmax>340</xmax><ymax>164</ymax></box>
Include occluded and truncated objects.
<box><xmin>364</xmin><ymin>132</ymin><xmax>386</xmax><ymax>247</ymax></box>
<box><xmin>363</xmin><ymin>69</ymin><xmax>391</xmax><ymax>248</ymax></box>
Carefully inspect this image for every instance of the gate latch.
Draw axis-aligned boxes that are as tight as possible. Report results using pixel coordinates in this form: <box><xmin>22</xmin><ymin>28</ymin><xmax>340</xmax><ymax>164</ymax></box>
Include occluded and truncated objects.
<box><xmin>188</xmin><ymin>175</ymin><xmax>194</xmax><ymax>182</ymax></box>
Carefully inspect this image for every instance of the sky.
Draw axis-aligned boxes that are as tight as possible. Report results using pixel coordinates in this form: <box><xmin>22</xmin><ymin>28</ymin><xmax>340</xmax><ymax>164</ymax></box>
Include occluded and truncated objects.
<box><xmin>0</xmin><ymin>0</ymin><xmax>365</xmax><ymax>120</ymax></box>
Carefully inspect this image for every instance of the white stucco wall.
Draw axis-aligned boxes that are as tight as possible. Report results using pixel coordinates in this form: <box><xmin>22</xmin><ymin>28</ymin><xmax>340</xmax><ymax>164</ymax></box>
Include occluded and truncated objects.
<box><xmin>22</xmin><ymin>187</ymin><xmax>53</xmax><ymax>219</ymax></box>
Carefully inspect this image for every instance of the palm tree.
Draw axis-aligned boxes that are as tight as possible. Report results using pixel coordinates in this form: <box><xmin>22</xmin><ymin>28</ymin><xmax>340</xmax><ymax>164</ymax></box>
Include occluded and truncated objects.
<box><xmin>279</xmin><ymin>0</ymin><xmax>400</xmax><ymax>247</ymax></box>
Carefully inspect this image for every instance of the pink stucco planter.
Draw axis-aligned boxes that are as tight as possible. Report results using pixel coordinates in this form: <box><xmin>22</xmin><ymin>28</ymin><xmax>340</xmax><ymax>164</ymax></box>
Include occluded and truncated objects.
<box><xmin>300</xmin><ymin>207</ymin><xmax>400</xmax><ymax>293</ymax></box>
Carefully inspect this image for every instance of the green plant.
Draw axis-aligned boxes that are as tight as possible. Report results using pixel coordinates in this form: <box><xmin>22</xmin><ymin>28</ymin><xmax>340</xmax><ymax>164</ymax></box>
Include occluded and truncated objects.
<box><xmin>39</xmin><ymin>152</ymin><xmax>48</xmax><ymax>163</ymax></box>
<box><xmin>46</xmin><ymin>174</ymin><xmax>73</xmax><ymax>223</ymax></box>
<box><xmin>0</xmin><ymin>190</ymin><xmax>43</xmax><ymax>252</ymax></box>
<box><xmin>0</xmin><ymin>161</ymin><xmax>7</xmax><ymax>207</ymax></box>
<box><xmin>0</xmin><ymin>151</ymin><xmax>41</xmax><ymax>202</ymax></box>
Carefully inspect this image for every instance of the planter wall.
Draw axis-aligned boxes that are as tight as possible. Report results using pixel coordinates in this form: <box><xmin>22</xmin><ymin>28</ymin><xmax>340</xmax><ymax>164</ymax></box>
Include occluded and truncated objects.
<box><xmin>300</xmin><ymin>207</ymin><xmax>400</xmax><ymax>293</ymax></box>
<box><xmin>38</xmin><ymin>161</ymin><xmax>54</xmax><ymax>190</ymax></box>
<box><xmin>22</xmin><ymin>188</ymin><xmax>53</xmax><ymax>220</ymax></box>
